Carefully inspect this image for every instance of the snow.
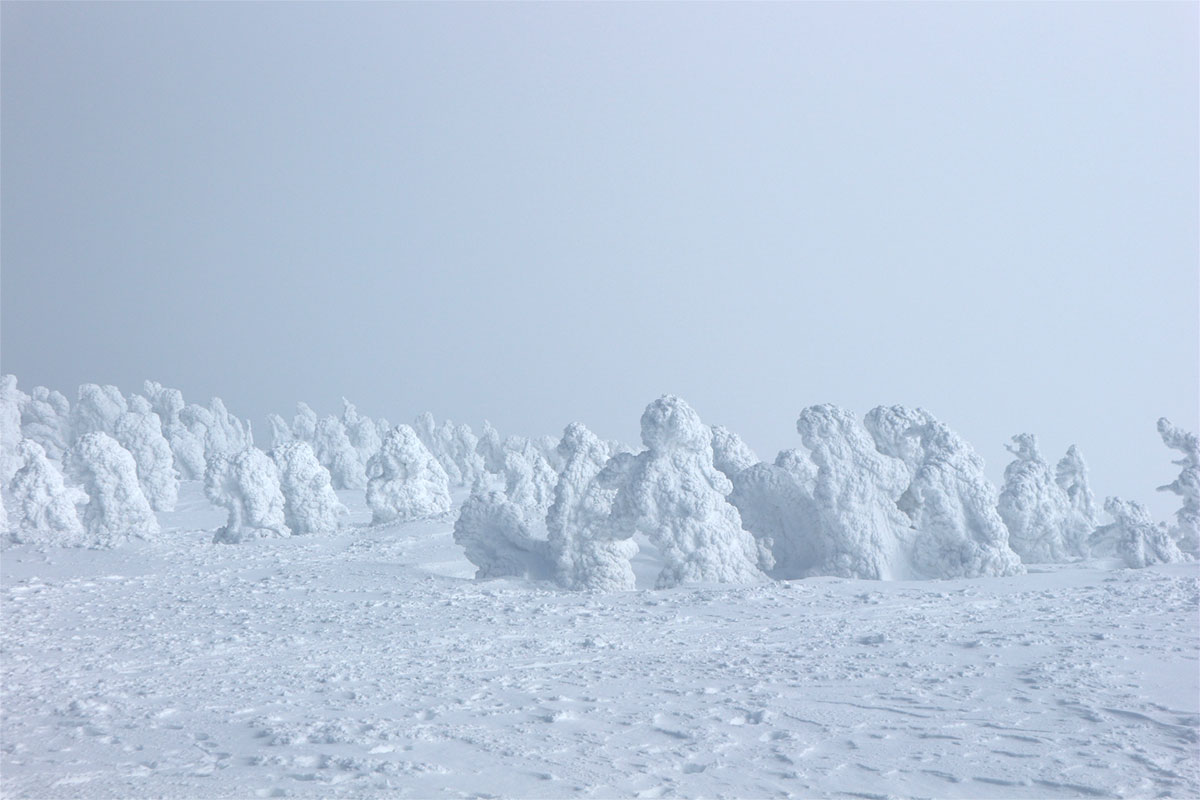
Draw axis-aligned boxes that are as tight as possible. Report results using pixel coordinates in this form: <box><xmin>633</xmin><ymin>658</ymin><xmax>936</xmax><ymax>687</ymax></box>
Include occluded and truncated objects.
<box><xmin>364</xmin><ymin>425</ymin><xmax>451</xmax><ymax>524</ymax></box>
<box><xmin>6</xmin><ymin>440</ymin><xmax>87</xmax><ymax>546</ymax></box>
<box><xmin>2</xmin><ymin>480</ymin><xmax>1196</xmax><ymax>799</ymax></box>
<box><xmin>1157</xmin><ymin>417</ymin><xmax>1200</xmax><ymax>557</ymax></box>
<box><xmin>999</xmin><ymin>433</ymin><xmax>1094</xmax><ymax>563</ymax></box>
<box><xmin>205</xmin><ymin>448</ymin><xmax>290</xmax><ymax>544</ymax></box>
<box><xmin>273</xmin><ymin>441</ymin><xmax>348</xmax><ymax>535</ymax></box>
<box><xmin>113</xmin><ymin>397</ymin><xmax>179</xmax><ymax>512</ymax></box>
<box><xmin>64</xmin><ymin>432</ymin><xmax>160</xmax><ymax>546</ymax></box>
<box><xmin>20</xmin><ymin>385</ymin><xmax>71</xmax><ymax>461</ymax></box>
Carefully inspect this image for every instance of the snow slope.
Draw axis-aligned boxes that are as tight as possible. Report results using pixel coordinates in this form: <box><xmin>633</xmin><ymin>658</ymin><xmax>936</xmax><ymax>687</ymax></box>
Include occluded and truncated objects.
<box><xmin>2</xmin><ymin>483</ymin><xmax>1197</xmax><ymax>799</ymax></box>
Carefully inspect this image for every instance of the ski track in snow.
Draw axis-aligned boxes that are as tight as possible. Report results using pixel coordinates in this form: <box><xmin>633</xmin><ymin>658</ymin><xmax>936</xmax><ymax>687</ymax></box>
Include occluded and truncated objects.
<box><xmin>2</xmin><ymin>483</ymin><xmax>1197</xmax><ymax>799</ymax></box>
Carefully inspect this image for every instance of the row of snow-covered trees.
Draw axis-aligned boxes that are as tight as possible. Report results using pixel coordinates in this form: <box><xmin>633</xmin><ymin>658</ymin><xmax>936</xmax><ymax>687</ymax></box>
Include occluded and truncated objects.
<box><xmin>1</xmin><ymin>376</ymin><xmax>1196</xmax><ymax>591</ymax></box>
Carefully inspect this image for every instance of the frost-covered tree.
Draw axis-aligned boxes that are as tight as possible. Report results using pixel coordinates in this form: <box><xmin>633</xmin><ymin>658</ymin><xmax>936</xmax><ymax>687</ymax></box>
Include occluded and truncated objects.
<box><xmin>266</xmin><ymin>413</ymin><xmax>293</xmax><ymax>450</ymax></box>
<box><xmin>292</xmin><ymin>402</ymin><xmax>318</xmax><ymax>444</ymax></box>
<box><xmin>501</xmin><ymin>441</ymin><xmax>558</xmax><ymax>522</ymax></box>
<box><xmin>341</xmin><ymin>399</ymin><xmax>382</xmax><ymax>469</ymax></box>
<box><xmin>311</xmin><ymin>416</ymin><xmax>367</xmax><ymax>490</ymax></box>
<box><xmin>606</xmin><ymin>396</ymin><xmax>763</xmax><ymax>588</ymax></box>
<box><xmin>1156</xmin><ymin>418</ymin><xmax>1199</xmax><ymax>557</ymax></box>
<box><xmin>729</xmin><ymin>452</ymin><xmax>820</xmax><ymax>578</ymax></box>
<box><xmin>205</xmin><ymin>448</ymin><xmax>290</xmax><ymax>544</ymax></box>
<box><xmin>1056</xmin><ymin>445</ymin><xmax>1098</xmax><ymax>527</ymax></box>
<box><xmin>413</xmin><ymin>412</ymin><xmax>466</xmax><ymax>486</ymax></box>
<box><xmin>365</xmin><ymin>425</ymin><xmax>451</xmax><ymax>524</ymax></box>
<box><xmin>113</xmin><ymin>396</ymin><xmax>179</xmax><ymax>512</ymax></box>
<box><xmin>795</xmin><ymin>404</ymin><xmax>914</xmax><ymax>580</ymax></box>
<box><xmin>0</xmin><ymin>375</ymin><xmax>27</xmax><ymax>485</ymax></box>
<box><xmin>142</xmin><ymin>382</ymin><xmax>206</xmax><ymax>480</ymax></box>
<box><xmin>998</xmin><ymin>434</ymin><xmax>1089</xmax><ymax>563</ymax></box>
<box><xmin>70</xmin><ymin>384</ymin><xmax>127</xmax><ymax>442</ymax></box>
<box><xmin>66</xmin><ymin>432</ymin><xmax>159</xmax><ymax>544</ymax></box>
<box><xmin>273</xmin><ymin>441</ymin><xmax>346</xmax><ymax>534</ymax></box>
<box><xmin>864</xmin><ymin>406</ymin><xmax>1022</xmax><ymax>578</ymax></box>
<box><xmin>453</xmin><ymin>490</ymin><xmax>553</xmax><ymax>580</ymax></box>
<box><xmin>476</xmin><ymin>420</ymin><xmax>505</xmax><ymax>474</ymax></box>
<box><xmin>545</xmin><ymin>423</ymin><xmax>639</xmax><ymax>591</ymax></box>
<box><xmin>1090</xmin><ymin>497</ymin><xmax>1186</xmax><ymax>568</ymax></box>
<box><xmin>534</xmin><ymin>434</ymin><xmax>566</xmax><ymax>473</ymax></box>
<box><xmin>7</xmin><ymin>440</ymin><xmax>87</xmax><ymax>545</ymax></box>
<box><xmin>20</xmin><ymin>386</ymin><xmax>71</xmax><ymax>461</ymax></box>
<box><xmin>710</xmin><ymin>424</ymin><xmax>758</xmax><ymax>481</ymax></box>
<box><xmin>448</xmin><ymin>422</ymin><xmax>487</xmax><ymax>488</ymax></box>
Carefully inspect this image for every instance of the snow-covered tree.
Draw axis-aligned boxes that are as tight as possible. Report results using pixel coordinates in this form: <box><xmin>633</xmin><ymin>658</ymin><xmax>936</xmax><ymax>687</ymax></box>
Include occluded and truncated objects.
<box><xmin>0</xmin><ymin>375</ymin><xmax>26</xmax><ymax>485</ymax></box>
<box><xmin>863</xmin><ymin>406</ymin><xmax>1022</xmax><ymax>578</ymax></box>
<box><xmin>998</xmin><ymin>433</ymin><xmax>1089</xmax><ymax>563</ymax></box>
<box><xmin>273</xmin><ymin>441</ymin><xmax>346</xmax><ymax>535</ymax></box>
<box><xmin>448</xmin><ymin>422</ymin><xmax>487</xmax><ymax>488</ymax></box>
<box><xmin>65</xmin><ymin>432</ymin><xmax>159</xmax><ymax>544</ymax></box>
<box><xmin>476</xmin><ymin>420</ymin><xmax>505</xmax><ymax>474</ymax></box>
<box><xmin>20</xmin><ymin>386</ymin><xmax>71</xmax><ymax>461</ymax></box>
<box><xmin>7</xmin><ymin>440</ymin><xmax>86</xmax><ymax>545</ymax></box>
<box><xmin>729</xmin><ymin>452</ymin><xmax>819</xmax><ymax>578</ymax></box>
<box><xmin>292</xmin><ymin>402</ymin><xmax>318</xmax><ymax>444</ymax></box>
<box><xmin>70</xmin><ymin>384</ymin><xmax>127</xmax><ymax>442</ymax></box>
<box><xmin>413</xmin><ymin>412</ymin><xmax>467</xmax><ymax>486</ymax></box>
<box><xmin>113</xmin><ymin>396</ymin><xmax>179</xmax><ymax>512</ymax></box>
<box><xmin>1056</xmin><ymin>445</ymin><xmax>1098</xmax><ymax>527</ymax></box>
<box><xmin>365</xmin><ymin>425</ymin><xmax>451</xmax><ymax>524</ymax></box>
<box><xmin>794</xmin><ymin>404</ymin><xmax>914</xmax><ymax>580</ymax></box>
<box><xmin>501</xmin><ymin>441</ymin><xmax>558</xmax><ymax>521</ymax></box>
<box><xmin>341</xmin><ymin>399</ymin><xmax>382</xmax><ymax>469</ymax></box>
<box><xmin>545</xmin><ymin>423</ymin><xmax>639</xmax><ymax>591</ymax></box>
<box><xmin>142</xmin><ymin>382</ymin><xmax>206</xmax><ymax>480</ymax></box>
<box><xmin>534</xmin><ymin>434</ymin><xmax>565</xmax><ymax>473</ymax></box>
<box><xmin>205</xmin><ymin>448</ymin><xmax>290</xmax><ymax>544</ymax></box>
<box><xmin>1090</xmin><ymin>497</ymin><xmax>1186</xmax><ymax>568</ymax></box>
<box><xmin>453</xmin><ymin>490</ymin><xmax>552</xmax><ymax>581</ymax></box>
<box><xmin>606</xmin><ymin>396</ymin><xmax>763</xmax><ymax>588</ymax></box>
<box><xmin>266</xmin><ymin>413</ymin><xmax>293</xmax><ymax>450</ymax></box>
<box><xmin>710</xmin><ymin>424</ymin><xmax>758</xmax><ymax>481</ymax></box>
<box><xmin>311</xmin><ymin>416</ymin><xmax>366</xmax><ymax>490</ymax></box>
<box><xmin>1156</xmin><ymin>418</ymin><xmax>1199</xmax><ymax>557</ymax></box>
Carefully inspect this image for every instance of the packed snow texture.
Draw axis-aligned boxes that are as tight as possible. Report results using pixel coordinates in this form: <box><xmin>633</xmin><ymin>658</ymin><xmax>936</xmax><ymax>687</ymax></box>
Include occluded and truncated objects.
<box><xmin>607</xmin><ymin>396</ymin><xmax>763</xmax><ymax>588</ymax></box>
<box><xmin>1157</xmin><ymin>417</ymin><xmax>1200</xmax><ymax>557</ymax></box>
<box><xmin>65</xmin><ymin>432</ymin><xmax>160</xmax><ymax>545</ymax></box>
<box><xmin>863</xmin><ymin>405</ymin><xmax>1023</xmax><ymax>579</ymax></box>
<box><xmin>113</xmin><ymin>396</ymin><xmax>179</xmax><ymax>512</ymax></box>
<box><xmin>365</xmin><ymin>425</ymin><xmax>451</xmax><ymax>524</ymax></box>
<box><xmin>6</xmin><ymin>440</ymin><xmax>87</xmax><ymax>546</ymax></box>
<box><xmin>998</xmin><ymin>433</ymin><xmax>1092</xmax><ymax>563</ymax></box>
<box><xmin>273</xmin><ymin>441</ymin><xmax>347</xmax><ymax>535</ymax></box>
<box><xmin>1091</xmin><ymin>496</ymin><xmax>1187</xmax><ymax>568</ymax></box>
<box><xmin>453</xmin><ymin>490</ymin><xmax>552</xmax><ymax>580</ymax></box>
<box><xmin>205</xmin><ymin>447</ymin><xmax>290</xmax><ymax>544</ymax></box>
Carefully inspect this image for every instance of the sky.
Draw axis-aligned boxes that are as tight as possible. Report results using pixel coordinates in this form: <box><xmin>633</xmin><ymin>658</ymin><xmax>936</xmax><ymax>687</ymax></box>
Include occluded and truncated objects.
<box><xmin>2</xmin><ymin>2</ymin><xmax>1196</xmax><ymax>518</ymax></box>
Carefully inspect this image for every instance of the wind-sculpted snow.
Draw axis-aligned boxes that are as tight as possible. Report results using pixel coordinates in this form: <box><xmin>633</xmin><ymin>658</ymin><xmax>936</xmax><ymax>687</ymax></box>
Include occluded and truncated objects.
<box><xmin>113</xmin><ymin>397</ymin><xmax>179</xmax><ymax>512</ymax></box>
<box><xmin>6</xmin><ymin>440</ymin><xmax>86</xmax><ymax>546</ymax></box>
<box><xmin>311</xmin><ymin>417</ymin><xmax>367</xmax><ymax>491</ymax></box>
<box><xmin>20</xmin><ymin>386</ymin><xmax>71</xmax><ymax>461</ymax></box>
<box><xmin>365</xmin><ymin>425</ymin><xmax>451</xmax><ymax>524</ymax></box>
<box><xmin>1157</xmin><ymin>418</ymin><xmax>1200</xmax><ymax>557</ymax></box>
<box><xmin>205</xmin><ymin>448</ymin><xmax>290</xmax><ymax>544</ymax></box>
<box><xmin>608</xmin><ymin>396</ymin><xmax>764</xmax><ymax>588</ymax></box>
<box><xmin>546</xmin><ymin>423</ymin><xmax>638</xmax><ymax>592</ymax></box>
<box><xmin>65</xmin><ymin>432</ymin><xmax>159</xmax><ymax>545</ymax></box>
<box><xmin>453</xmin><ymin>490</ymin><xmax>553</xmax><ymax>580</ymax></box>
<box><xmin>273</xmin><ymin>441</ymin><xmax>347</xmax><ymax>535</ymax></box>
<box><xmin>710</xmin><ymin>424</ymin><xmax>759</xmax><ymax>481</ymax></box>
<box><xmin>998</xmin><ymin>434</ymin><xmax>1090</xmax><ymax>563</ymax></box>
<box><xmin>864</xmin><ymin>406</ymin><xmax>1022</xmax><ymax>579</ymax></box>
<box><xmin>69</xmin><ymin>384</ymin><xmax>127</xmax><ymax>444</ymax></box>
<box><xmin>1091</xmin><ymin>497</ymin><xmax>1187</xmax><ymax>568</ymax></box>
<box><xmin>0</xmin><ymin>375</ymin><xmax>26</xmax><ymax>484</ymax></box>
<box><xmin>796</xmin><ymin>404</ymin><xmax>913</xmax><ymax>580</ymax></box>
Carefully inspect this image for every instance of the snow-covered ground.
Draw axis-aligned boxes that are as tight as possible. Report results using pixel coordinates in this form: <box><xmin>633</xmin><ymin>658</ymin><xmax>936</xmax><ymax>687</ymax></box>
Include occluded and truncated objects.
<box><xmin>3</xmin><ymin>483</ymin><xmax>1197</xmax><ymax>799</ymax></box>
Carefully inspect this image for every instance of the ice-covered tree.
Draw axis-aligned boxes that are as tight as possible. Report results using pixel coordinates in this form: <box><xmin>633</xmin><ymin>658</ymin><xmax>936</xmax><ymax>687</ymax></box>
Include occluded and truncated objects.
<box><xmin>66</xmin><ymin>432</ymin><xmax>159</xmax><ymax>544</ymax></box>
<box><xmin>534</xmin><ymin>434</ymin><xmax>566</xmax><ymax>473</ymax></box>
<box><xmin>142</xmin><ymin>382</ymin><xmax>206</xmax><ymax>480</ymax></box>
<box><xmin>311</xmin><ymin>416</ymin><xmax>367</xmax><ymax>490</ymax></box>
<box><xmin>453</xmin><ymin>491</ymin><xmax>552</xmax><ymax>581</ymax></box>
<box><xmin>341</xmin><ymin>399</ymin><xmax>382</xmax><ymax>469</ymax></box>
<box><xmin>864</xmin><ymin>406</ymin><xmax>1022</xmax><ymax>578</ymax></box>
<box><xmin>206</xmin><ymin>448</ymin><xmax>290</xmax><ymax>544</ymax></box>
<box><xmin>447</xmin><ymin>422</ymin><xmax>487</xmax><ymax>488</ymax></box>
<box><xmin>113</xmin><ymin>396</ymin><xmax>179</xmax><ymax>512</ymax></box>
<box><xmin>70</xmin><ymin>384</ymin><xmax>127</xmax><ymax>442</ymax></box>
<box><xmin>413</xmin><ymin>412</ymin><xmax>466</xmax><ymax>486</ymax></box>
<box><xmin>266</xmin><ymin>413</ymin><xmax>293</xmax><ymax>450</ymax></box>
<box><xmin>1056</xmin><ymin>445</ymin><xmax>1098</xmax><ymax>526</ymax></box>
<box><xmin>606</xmin><ymin>396</ymin><xmax>763</xmax><ymax>588</ymax></box>
<box><xmin>476</xmin><ymin>420</ymin><xmax>505</xmax><ymax>474</ymax></box>
<box><xmin>0</xmin><ymin>375</ymin><xmax>26</xmax><ymax>485</ymax></box>
<box><xmin>365</xmin><ymin>425</ymin><xmax>451</xmax><ymax>524</ymax></box>
<box><xmin>794</xmin><ymin>404</ymin><xmax>915</xmax><ymax>580</ymax></box>
<box><xmin>7</xmin><ymin>440</ymin><xmax>87</xmax><ymax>545</ymax></box>
<box><xmin>20</xmin><ymin>386</ymin><xmax>71</xmax><ymax>460</ymax></box>
<box><xmin>292</xmin><ymin>402</ymin><xmax>318</xmax><ymax>443</ymax></box>
<box><xmin>273</xmin><ymin>441</ymin><xmax>346</xmax><ymax>535</ymax></box>
<box><xmin>998</xmin><ymin>433</ymin><xmax>1089</xmax><ymax>563</ymax></box>
<box><xmin>710</xmin><ymin>424</ymin><xmax>759</xmax><ymax>481</ymax></box>
<box><xmin>1090</xmin><ymin>497</ymin><xmax>1186</xmax><ymax>568</ymax></box>
<box><xmin>729</xmin><ymin>452</ymin><xmax>819</xmax><ymax>578</ymax></box>
<box><xmin>1156</xmin><ymin>418</ymin><xmax>1199</xmax><ymax>557</ymax></box>
<box><xmin>546</xmin><ymin>425</ymin><xmax>638</xmax><ymax>591</ymax></box>
<box><xmin>501</xmin><ymin>441</ymin><xmax>558</xmax><ymax>522</ymax></box>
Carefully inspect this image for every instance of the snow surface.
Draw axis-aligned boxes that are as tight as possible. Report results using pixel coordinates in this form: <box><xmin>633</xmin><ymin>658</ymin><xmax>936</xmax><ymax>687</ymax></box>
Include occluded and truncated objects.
<box><xmin>2</xmin><ymin>481</ymin><xmax>1197</xmax><ymax>799</ymax></box>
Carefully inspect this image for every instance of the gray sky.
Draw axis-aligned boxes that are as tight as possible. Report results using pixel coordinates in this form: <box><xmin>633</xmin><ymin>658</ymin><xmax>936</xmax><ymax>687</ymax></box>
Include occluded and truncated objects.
<box><xmin>2</xmin><ymin>2</ymin><xmax>1197</xmax><ymax>517</ymax></box>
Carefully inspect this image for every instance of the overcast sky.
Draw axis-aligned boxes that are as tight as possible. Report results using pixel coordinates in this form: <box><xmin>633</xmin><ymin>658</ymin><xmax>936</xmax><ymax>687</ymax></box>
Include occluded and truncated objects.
<box><xmin>2</xmin><ymin>2</ymin><xmax>1196</xmax><ymax>517</ymax></box>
